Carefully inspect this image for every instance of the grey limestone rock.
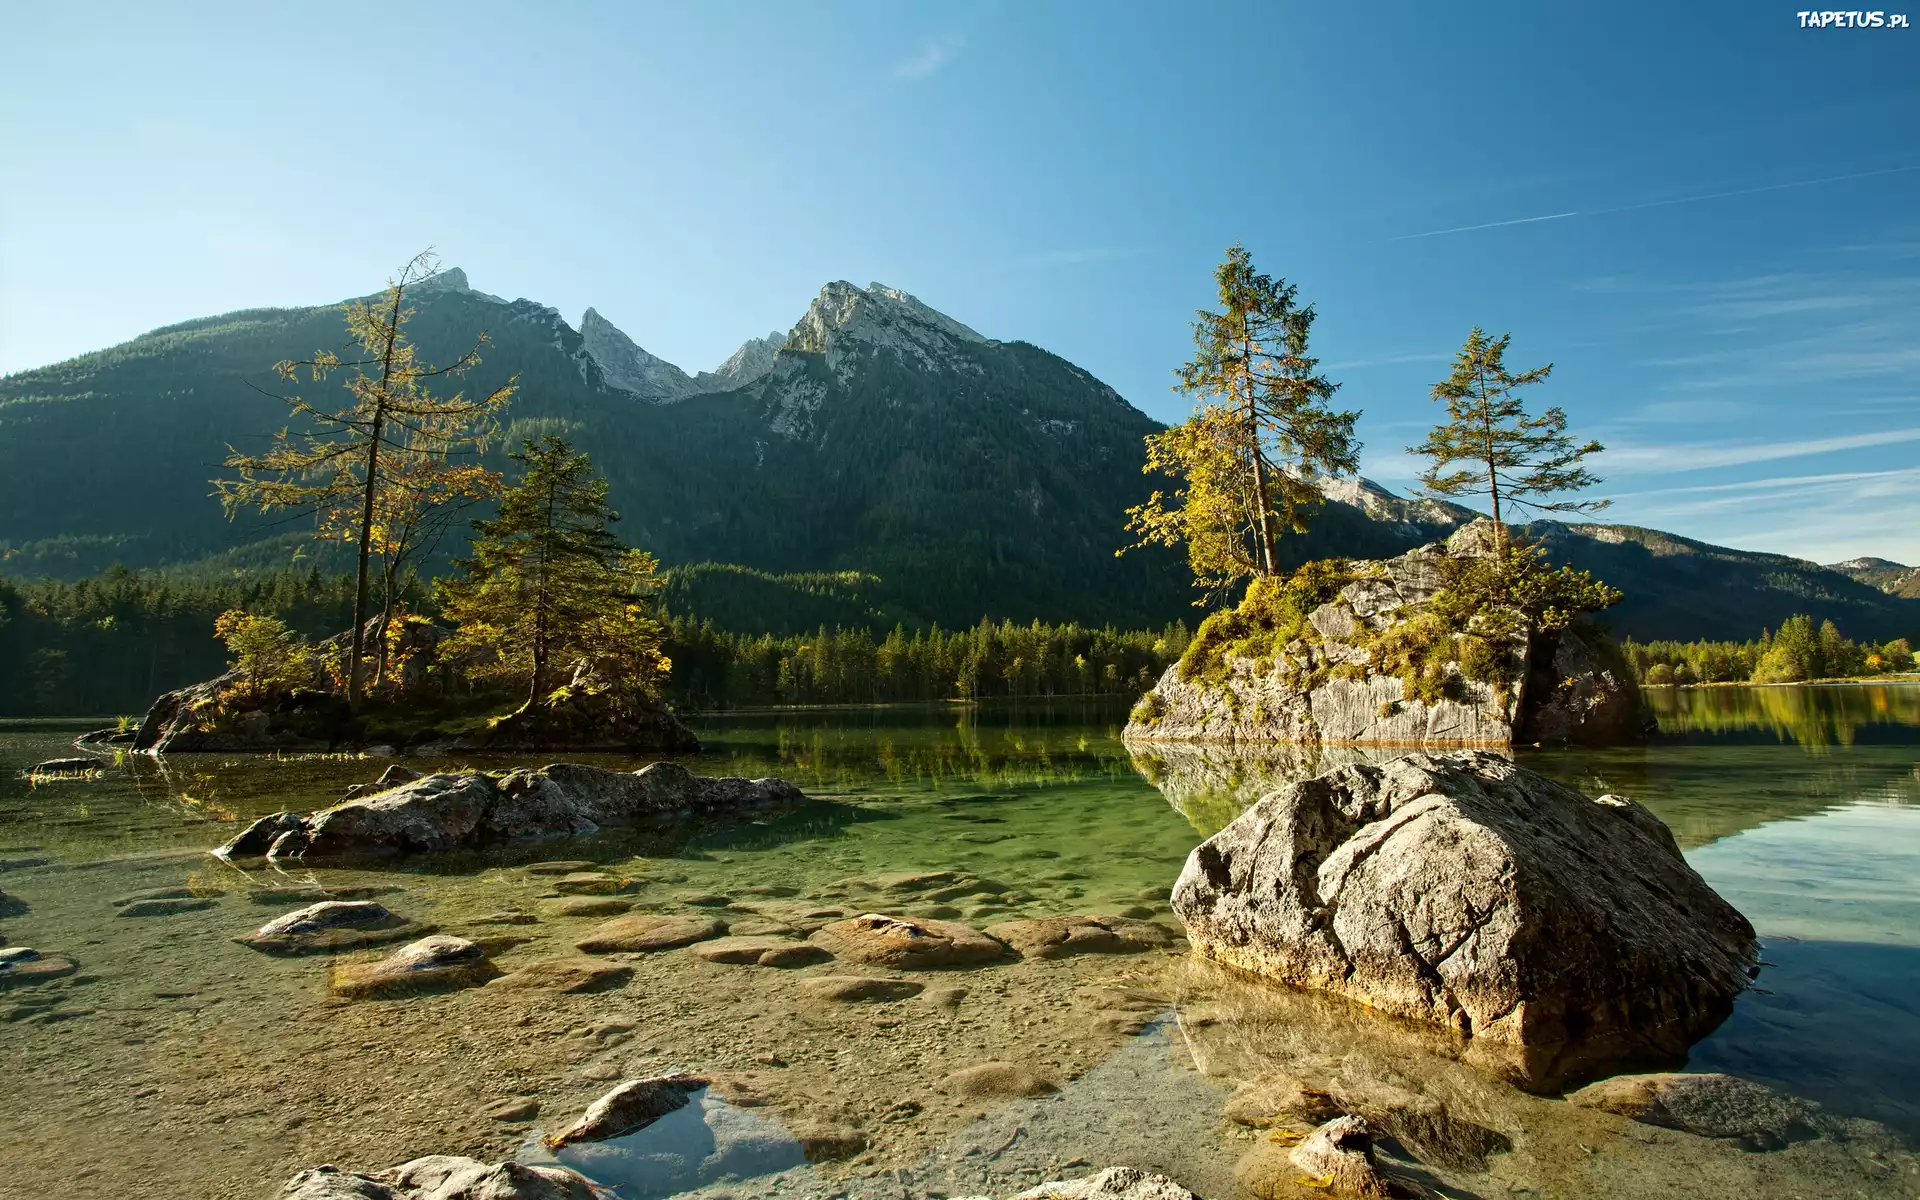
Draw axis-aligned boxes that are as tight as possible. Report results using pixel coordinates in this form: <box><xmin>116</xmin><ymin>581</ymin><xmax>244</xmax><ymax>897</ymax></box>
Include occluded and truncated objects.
<box><xmin>1172</xmin><ymin>751</ymin><xmax>1756</xmax><ymax>1091</ymax></box>
<box><xmin>1124</xmin><ymin>520</ymin><xmax>1647</xmax><ymax>748</ymax></box>
<box><xmin>214</xmin><ymin>761</ymin><xmax>804</xmax><ymax>861</ymax></box>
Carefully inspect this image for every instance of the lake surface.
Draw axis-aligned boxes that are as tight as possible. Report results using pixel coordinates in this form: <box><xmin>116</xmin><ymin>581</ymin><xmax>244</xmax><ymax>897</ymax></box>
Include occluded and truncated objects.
<box><xmin>2</xmin><ymin>686</ymin><xmax>1918</xmax><ymax>1199</ymax></box>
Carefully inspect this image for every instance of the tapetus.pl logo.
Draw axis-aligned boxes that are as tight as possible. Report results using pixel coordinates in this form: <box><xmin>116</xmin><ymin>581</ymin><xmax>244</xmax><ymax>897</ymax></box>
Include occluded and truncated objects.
<box><xmin>1797</xmin><ymin>9</ymin><xmax>1910</xmax><ymax>25</ymax></box>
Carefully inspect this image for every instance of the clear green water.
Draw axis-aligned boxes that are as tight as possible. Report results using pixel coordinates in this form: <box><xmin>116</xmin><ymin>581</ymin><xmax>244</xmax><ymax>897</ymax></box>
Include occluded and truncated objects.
<box><xmin>2</xmin><ymin>688</ymin><xmax>1918</xmax><ymax>1198</ymax></box>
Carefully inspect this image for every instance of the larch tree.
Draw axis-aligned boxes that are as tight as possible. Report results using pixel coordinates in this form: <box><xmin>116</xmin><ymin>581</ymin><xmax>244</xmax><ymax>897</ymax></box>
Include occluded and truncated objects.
<box><xmin>1123</xmin><ymin>244</ymin><xmax>1360</xmax><ymax>601</ymax></box>
<box><xmin>1412</xmin><ymin>328</ymin><xmax>1607</xmax><ymax>551</ymax></box>
<box><xmin>215</xmin><ymin>250</ymin><xmax>516</xmax><ymax>713</ymax></box>
<box><xmin>437</xmin><ymin>437</ymin><xmax>670</xmax><ymax>710</ymax></box>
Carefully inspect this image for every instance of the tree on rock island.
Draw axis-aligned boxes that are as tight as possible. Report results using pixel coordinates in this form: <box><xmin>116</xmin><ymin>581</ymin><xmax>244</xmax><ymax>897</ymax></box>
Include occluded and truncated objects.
<box><xmin>438</xmin><ymin>437</ymin><xmax>670</xmax><ymax>712</ymax></box>
<box><xmin>1123</xmin><ymin>245</ymin><xmax>1360</xmax><ymax>602</ymax></box>
<box><xmin>1413</xmin><ymin>328</ymin><xmax>1607</xmax><ymax>550</ymax></box>
<box><xmin>215</xmin><ymin>250</ymin><xmax>516</xmax><ymax>713</ymax></box>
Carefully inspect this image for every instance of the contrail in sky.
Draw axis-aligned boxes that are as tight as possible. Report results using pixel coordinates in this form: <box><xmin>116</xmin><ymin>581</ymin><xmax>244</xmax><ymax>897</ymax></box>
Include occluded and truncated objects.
<box><xmin>1390</xmin><ymin>164</ymin><xmax>1920</xmax><ymax>241</ymax></box>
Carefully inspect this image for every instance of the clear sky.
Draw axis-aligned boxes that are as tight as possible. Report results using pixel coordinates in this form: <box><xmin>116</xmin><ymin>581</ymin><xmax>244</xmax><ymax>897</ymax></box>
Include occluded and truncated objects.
<box><xmin>4</xmin><ymin>1</ymin><xmax>1917</xmax><ymax>563</ymax></box>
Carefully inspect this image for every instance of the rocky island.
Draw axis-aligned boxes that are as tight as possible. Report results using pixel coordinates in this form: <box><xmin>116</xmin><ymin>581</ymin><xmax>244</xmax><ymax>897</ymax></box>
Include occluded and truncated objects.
<box><xmin>1124</xmin><ymin>522</ymin><xmax>1650</xmax><ymax>748</ymax></box>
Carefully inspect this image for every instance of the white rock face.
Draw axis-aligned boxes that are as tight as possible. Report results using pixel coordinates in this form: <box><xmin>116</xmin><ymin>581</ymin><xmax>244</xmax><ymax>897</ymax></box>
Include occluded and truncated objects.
<box><xmin>694</xmin><ymin>330</ymin><xmax>785</xmax><ymax>392</ymax></box>
<box><xmin>579</xmin><ymin>308</ymin><xmax>702</xmax><ymax>401</ymax></box>
<box><xmin>788</xmin><ymin>280</ymin><xmax>989</xmax><ymax>374</ymax></box>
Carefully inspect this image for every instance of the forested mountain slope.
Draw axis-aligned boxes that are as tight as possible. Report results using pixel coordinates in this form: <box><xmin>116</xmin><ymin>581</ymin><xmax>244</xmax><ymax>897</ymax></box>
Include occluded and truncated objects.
<box><xmin>3</xmin><ymin>270</ymin><xmax>1914</xmax><ymax>641</ymax></box>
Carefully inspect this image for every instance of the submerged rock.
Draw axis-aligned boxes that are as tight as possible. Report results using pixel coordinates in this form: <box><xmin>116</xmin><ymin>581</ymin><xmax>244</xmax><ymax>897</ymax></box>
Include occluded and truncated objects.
<box><xmin>29</xmin><ymin>757</ymin><xmax>100</xmax><ymax>775</ymax></box>
<box><xmin>691</xmin><ymin>935</ymin><xmax>830</xmax><ymax>967</ymax></box>
<box><xmin>0</xmin><ymin>947</ymin><xmax>77</xmax><ymax>989</ymax></box>
<box><xmin>1007</xmin><ymin>1167</ymin><xmax>1209</xmax><ymax>1200</ymax></box>
<box><xmin>214</xmin><ymin>762</ymin><xmax>804</xmax><ymax>860</ymax></box>
<box><xmin>1285</xmin><ymin>1116</ymin><xmax>1391</xmax><ymax>1198</ymax></box>
<box><xmin>544</xmin><ymin>1074</ymin><xmax>710</xmax><ymax>1149</ymax></box>
<box><xmin>808</xmin><ymin>913</ymin><xmax>1010</xmax><ymax>969</ymax></box>
<box><xmin>942</xmin><ymin>1061</ymin><xmax>1058</xmax><ymax>1098</ymax></box>
<box><xmin>984</xmin><ymin>915</ymin><xmax>1177</xmax><ymax>959</ymax></box>
<box><xmin>1172</xmin><ymin>751</ymin><xmax>1756</xmax><ymax>1091</ymax></box>
<box><xmin>487</xmin><ymin>958</ymin><xmax>633</xmax><ymax>994</ymax></box>
<box><xmin>239</xmin><ymin>901</ymin><xmax>421</xmax><ymax>955</ymax></box>
<box><xmin>329</xmin><ymin>935</ymin><xmax>498</xmax><ymax>1000</ymax></box>
<box><xmin>1123</xmin><ymin>521</ymin><xmax>1648</xmax><ymax>748</ymax></box>
<box><xmin>278</xmin><ymin>1156</ymin><xmax>595</xmax><ymax>1200</ymax></box>
<box><xmin>1566</xmin><ymin>1072</ymin><xmax>1824</xmax><ymax>1151</ymax></box>
<box><xmin>800</xmin><ymin>975</ymin><xmax>923</xmax><ymax>1003</ymax></box>
<box><xmin>115</xmin><ymin>896</ymin><xmax>218</xmax><ymax>918</ymax></box>
<box><xmin>574</xmin><ymin>914</ymin><xmax>726</xmax><ymax>953</ymax></box>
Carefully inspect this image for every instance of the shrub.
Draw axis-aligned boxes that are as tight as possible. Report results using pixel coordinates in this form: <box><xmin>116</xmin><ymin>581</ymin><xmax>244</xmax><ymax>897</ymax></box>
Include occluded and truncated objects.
<box><xmin>1176</xmin><ymin>559</ymin><xmax>1359</xmax><ymax>686</ymax></box>
<box><xmin>212</xmin><ymin>609</ymin><xmax>310</xmax><ymax>698</ymax></box>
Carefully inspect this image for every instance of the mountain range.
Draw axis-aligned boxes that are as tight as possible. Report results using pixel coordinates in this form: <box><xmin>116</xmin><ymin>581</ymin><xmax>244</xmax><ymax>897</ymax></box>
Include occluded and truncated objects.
<box><xmin>2</xmin><ymin>269</ymin><xmax>1916</xmax><ymax>642</ymax></box>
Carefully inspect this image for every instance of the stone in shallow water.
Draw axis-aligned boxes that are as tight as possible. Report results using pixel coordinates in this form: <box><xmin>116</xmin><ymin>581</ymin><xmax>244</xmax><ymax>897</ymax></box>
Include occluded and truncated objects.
<box><xmin>469</xmin><ymin>910</ymin><xmax>539</xmax><ymax>926</ymax></box>
<box><xmin>1008</xmin><ymin>1167</ymin><xmax>1208</xmax><ymax>1200</ymax></box>
<box><xmin>278</xmin><ymin>1155</ymin><xmax>598</xmax><ymax>1199</ymax></box>
<box><xmin>808</xmin><ymin>913</ymin><xmax>1010</xmax><ymax>969</ymax></box>
<box><xmin>1172</xmin><ymin>751</ymin><xmax>1757</xmax><ymax>1091</ymax></box>
<box><xmin>482</xmin><ymin>1096</ymin><xmax>540</xmax><ymax>1122</ymax></box>
<box><xmin>799</xmin><ymin>975</ymin><xmax>922</xmax><ymax>1003</ymax></box>
<box><xmin>985</xmin><ymin>914</ymin><xmax>1177</xmax><ymax>959</ymax></box>
<box><xmin>247</xmin><ymin>886</ymin><xmax>334</xmax><ymax>906</ymax></box>
<box><xmin>112</xmin><ymin>886</ymin><xmax>223</xmax><ymax>907</ymax></box>
<box><xmin>1566</xmin><ymin>1072</ymin><xmax>1823</xmax><ymax>1151</ymax></box>
<box><xmin>575</xmin><ymin>914</ymin><xmax>725</xmax><ymax>953</ymax></box>
<box><xmin>690</xmin><ymin>935</ymin><xmax>830</xmax><ymax>968</ymax></box>
<box><xmin>30</xmin><ymin>757</ymin><xmax>99</xmax><ymax>774</ymax></box>
<box><xmin>942</xmin><ymin>1061</ymin><xmax>1058</xmax><ymax>1098</ymax></box>
<box><xmin>544</xmin><ymin>1074</ymin><xmax>710</xmax><ymax>1149</ymax></box>
<box><xmin>116</xmin><ymin>897</ymin><xmax>219</xmax><ymax>918</ymax></box>
<box><xmin>0</xmin><ymin>950</ymin><xmax>76</xmax><ymax>990</ymax></box>
<box><xmin>523</xmin><ymin>861</ymin><xmax>600</xmax><ymax>875</ymax></box>
<box><xmin>552</xmin><ymin>872</ymin><xmax>644</xmax><ymax>896</ymax></box>
<box><xmin>329</xmin><ymin>935</ymin><xmax>497</xmax><ymax>1000</ymax></box>
<box><xmin>487</xmin><ymin>958</ymin><xmax>633</xmax><ymax>994</ymax></box>
<box><xmin>539</xmin><ymin>897</ymin><xmax>633</xmax><ymax>918</ymax></box>
<box><xmin>238</xmin><ymin>901</ymin><xmax>419</xmax><ymax>955</ymax></box>
<box><xmin>214</xmin><ymin>811</ymin><xmax>306</xmax><ymax>859</ymax></box>
<box><xmin>1283</xmin><ymin>1115</ymin><xmax>1391</xmax><ymax>1198</ymax></box>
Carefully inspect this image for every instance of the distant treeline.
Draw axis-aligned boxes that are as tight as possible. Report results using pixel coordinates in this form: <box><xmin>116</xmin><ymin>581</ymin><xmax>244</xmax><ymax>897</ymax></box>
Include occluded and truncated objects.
<box><xmin>0</xmin><ymin>567</ymin><xmax>406</xmax><ymax>717</ymax></box>
<box><xmin>0</xmin><ymin>565</ymin><xmax>1189</xmax><ymax>717</ymax></box>
<box><xmin>661</xmin><ymin>616</ymin><xmax>1190</xmax><ymax>710</ymax></box>
<box><xmin>1622</xmin><ymin>614</ymin><xmax>1916</xmax><ymax>686</ymax></box>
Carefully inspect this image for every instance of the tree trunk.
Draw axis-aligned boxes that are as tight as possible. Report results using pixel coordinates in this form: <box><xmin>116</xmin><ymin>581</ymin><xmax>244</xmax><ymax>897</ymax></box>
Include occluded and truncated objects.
<box><xmin>348</xmin><ymin>284</ymin><xmax>407</xmax><ymax>716</ymax></box>
<box><xmin>1243</xmin><ymin>328</ymin><xmax>1279</xmax><ymax>577</ymax></box>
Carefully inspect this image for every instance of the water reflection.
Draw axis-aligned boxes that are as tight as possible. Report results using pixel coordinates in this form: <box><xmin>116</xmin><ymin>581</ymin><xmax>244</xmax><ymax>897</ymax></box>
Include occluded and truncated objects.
<box><xmin>1123</xmin><ymin>741</ymin><xmax>1402</xmax><ymax>835</ymax></box>
<box><xmin>1648</xmin><ymin>682</ymin><xmax>1920</xmax><ymax>749</ymax></box>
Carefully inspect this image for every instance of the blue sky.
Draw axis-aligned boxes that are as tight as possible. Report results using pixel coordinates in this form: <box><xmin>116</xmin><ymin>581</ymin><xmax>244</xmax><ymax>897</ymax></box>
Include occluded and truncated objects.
<box><xmin>4</xmin><ymin>1</ymin><xmax>1917</xmax><ymax>563</ymax></box>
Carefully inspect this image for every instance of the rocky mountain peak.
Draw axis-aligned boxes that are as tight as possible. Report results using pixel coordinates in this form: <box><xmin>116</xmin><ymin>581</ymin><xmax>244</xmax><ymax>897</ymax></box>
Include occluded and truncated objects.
<box><xmin>696</xmin><ymin>330</ymin><xmax>785</xmax><ymax>391</ymax></box>
<box><xmin>579</xmin><ymin>308</ymin><xmax>698</xmax><ymax>402</ymax></box>
<box><xmin>414</xmin><ymin>266</ymin><xmax>470</xmax><ymax>293</ymax></box>
<box><xmin>787</xmin><ymin>280</ymin><xmax>989</xmax><ymax>365</ymax></box>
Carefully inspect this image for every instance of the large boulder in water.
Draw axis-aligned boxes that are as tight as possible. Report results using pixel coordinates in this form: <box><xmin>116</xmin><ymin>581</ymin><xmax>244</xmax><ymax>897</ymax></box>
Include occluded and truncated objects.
<box><xmin>1124</xmin><ymin>521</ymin><xmax>1649</xmax><ymax>748</ymax></box>
<box><xmin>1170</xmin><ymin>751</ymin><xmax>1757</xmax><ymax>1091</ymax></box>
<box><xmin>215</xmin><ymin>761</ymin><xmax>806</xmax><ymax>861</ymax></box>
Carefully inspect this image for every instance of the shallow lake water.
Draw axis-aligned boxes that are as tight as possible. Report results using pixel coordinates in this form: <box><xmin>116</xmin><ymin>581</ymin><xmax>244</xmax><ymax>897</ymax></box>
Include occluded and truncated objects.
<box><xmin>2</xmin><ymin>687</ymin><xmax>1918</xmax><ymax>1199</ymax></box>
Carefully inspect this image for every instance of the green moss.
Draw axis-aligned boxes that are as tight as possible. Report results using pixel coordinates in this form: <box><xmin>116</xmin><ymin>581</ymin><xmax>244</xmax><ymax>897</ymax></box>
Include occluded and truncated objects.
<box><xmin>1176</xmin><ymin>559</ymin><xmax>1359</xmax><ymax>688</ymax></box>
<box><xmin>1129</xmin><ymin>691</ymin><xmax>1166</xmax><ymax>726</ymax></box>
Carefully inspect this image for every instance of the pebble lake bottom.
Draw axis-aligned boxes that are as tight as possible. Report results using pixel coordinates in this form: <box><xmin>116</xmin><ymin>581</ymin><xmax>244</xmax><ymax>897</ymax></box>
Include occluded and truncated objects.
<box><xmin>2</xmin><ymin>684</ymin><xmax>1917</xmax><ymax>1199</ymax></box>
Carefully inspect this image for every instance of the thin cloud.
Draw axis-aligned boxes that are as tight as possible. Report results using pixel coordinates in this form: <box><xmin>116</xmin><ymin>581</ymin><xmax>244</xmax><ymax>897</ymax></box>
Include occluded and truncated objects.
<box><xmin>1323</xmin><ymin>350</ymin><xmax>1454</xmax><ymax>371</ymax></box>
<box><xmin>1391</xmin><ymin>164</ymin><xmax>1920</xmax><ymax>241</ymax></box>
<box><xmin>1601</xmin><ymin>426</ymin><xmax>1920</xmax><ymax>474</ymax></box>
<box><xmin>1390</xmin><ymin>212</ymin><xmax>1577</xmax><ymax>241</ymax></box>
<box><xmin>892</xmin><ymin>33</ymin><xmax>965</xmax><ymax>80</ymax></box>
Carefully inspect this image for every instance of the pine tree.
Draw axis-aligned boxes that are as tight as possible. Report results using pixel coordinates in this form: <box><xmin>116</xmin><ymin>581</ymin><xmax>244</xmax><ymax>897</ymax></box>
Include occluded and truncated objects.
<box><xmin>1124</xmin><ymin>245</ymin><xmax>1359</xmax><ymax>598</ymax></box>
<box><xmin>1412</xmin><ymin>328</ymin><xmax>1606</xmax><ymax>547</ymax></box>
<box><xmin>437</xmin><ymin>437</ymin><xmax>668</xmax><ymax>708</ymax></box>
<box><xmin>216</xmin><ymin>251</ymin><xmax>516</xmax><ymax>712</ymax></box>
